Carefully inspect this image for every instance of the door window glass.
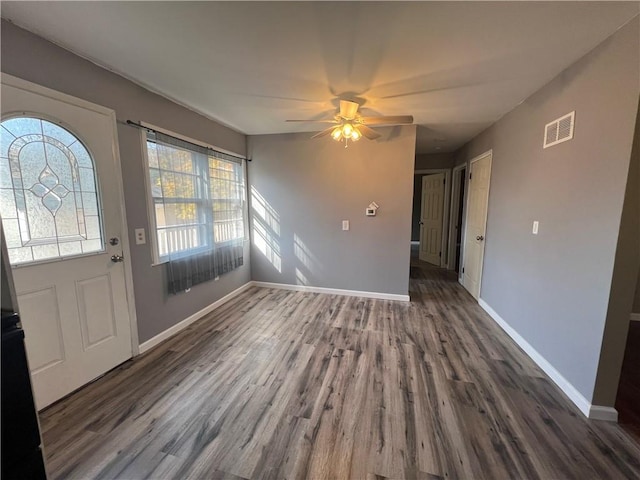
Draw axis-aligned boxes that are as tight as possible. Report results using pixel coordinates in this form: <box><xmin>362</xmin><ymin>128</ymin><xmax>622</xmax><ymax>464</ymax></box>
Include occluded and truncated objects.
<box><xmin>0</xmin><ymin>117</ymin><xmax>103</xmax><ymax>265</ymax></box>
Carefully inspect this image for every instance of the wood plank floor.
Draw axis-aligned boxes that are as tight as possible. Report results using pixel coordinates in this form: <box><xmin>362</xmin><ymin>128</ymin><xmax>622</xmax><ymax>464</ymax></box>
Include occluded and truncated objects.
<box><xmin>39</xmin><ymin>261</ymin><xmax>640</xmax><ymax>479</ymax></box>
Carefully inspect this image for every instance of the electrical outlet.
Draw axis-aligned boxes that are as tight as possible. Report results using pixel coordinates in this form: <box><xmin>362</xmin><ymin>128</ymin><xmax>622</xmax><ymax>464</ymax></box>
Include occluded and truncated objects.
<box><xmin>532</xmin><ymin>221</ymin><xmax>539</xmax><ymax>235</ymax></box>
<box><xmin>342</xmin><ymin>220</ymin><xmax>349</xmax><ymax>231</ymax></box>
<box><xmin>135</xmin><ymin>228</ymin><xmax>146</xmax><ymax>245</ymax></box>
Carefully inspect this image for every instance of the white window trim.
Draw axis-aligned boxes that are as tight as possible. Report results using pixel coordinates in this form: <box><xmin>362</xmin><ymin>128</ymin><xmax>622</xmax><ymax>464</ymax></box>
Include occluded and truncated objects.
<box><xmin>138</xmin><ymin>128</ymin><xmax>248</xmax><ymax>266</ymax></box>
<box><xmin>139</xmin><ymin>134</ymin><xmax>162</xmax><ymax>265</ymax></box>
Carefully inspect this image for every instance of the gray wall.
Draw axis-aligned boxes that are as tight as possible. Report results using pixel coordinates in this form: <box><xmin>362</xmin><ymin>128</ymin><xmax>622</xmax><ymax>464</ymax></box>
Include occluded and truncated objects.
<box><xmin>412</xmin><ymin>153</ymin><xmax>455</xmax><ymax>241</ymax></box>
<box><xmin>1</xmin><ymin>224</ymin><xmax>16</xmax><ymax>312</ymax></box>
<box><xmin>453</xmin><ymin>18</ymin><xmax>639</xmax><ymax>403</ymax></box>
<box><xmin>415</xmin><ymin>153</ymin><xmax>455</xmax><ymax>171</ymax></box>
<box><xmin>248</xmin><ymin>127</ymin><xmax>416</xmax><ymax>296</ymax></box>
<box><xmin>0</xmin><ymin>258</ymin><xmax>12</xmax><ymax>311</ymax></box>
<box><xmin>1</xmin><ymin>20</ymin><xmax>251</xmax><ymax>343</ymax></box>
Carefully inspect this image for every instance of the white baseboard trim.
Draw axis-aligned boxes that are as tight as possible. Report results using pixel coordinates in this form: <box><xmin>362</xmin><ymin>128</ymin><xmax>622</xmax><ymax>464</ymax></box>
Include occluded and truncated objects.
<box><xmin>138</xmin><ymin>282</ymin><xmax>253</xmax><ymax>354</ymax></box>
<box><xmin>478</xmin><ymin>298</ymin><xmax>616</xmax><ymax>421</ymax></box>
<box><xmin>250</xmin><ymin>281</ymin><xmax>410</xmax><ymax>302</ymax></box>
<box><xmin>588</xmin><ymin>405</ymin><xmax>619</xmax><ymax>422</ymax></box>
<box><xmin>630</xmin><ymin>313</ymin><xmax>640</xmax><ymax>321</ymax></box>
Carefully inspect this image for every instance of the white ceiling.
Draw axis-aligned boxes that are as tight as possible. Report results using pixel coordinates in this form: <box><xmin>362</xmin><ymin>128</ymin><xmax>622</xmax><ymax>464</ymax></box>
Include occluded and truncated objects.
<box><xmin>2</xmin><ymin>2</ymin><xmax>638</xmax><ymax>153</ymax></box>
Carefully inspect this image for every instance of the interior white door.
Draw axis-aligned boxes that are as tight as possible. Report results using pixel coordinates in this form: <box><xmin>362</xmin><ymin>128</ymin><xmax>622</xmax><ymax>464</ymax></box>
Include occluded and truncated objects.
<box><xmin>462</xmin><ymin>152</ymin><xmax>492</xmax><ymax>299</ymax></box>
<box><xmin>0</xmin><ymin>75</ymin><xmax>132</xmax><ymax>409</ymax></box>
<box><xmin>419</xmin><ymin>173</ymin><xmax>445</xmax><ymax>266</ymax></box>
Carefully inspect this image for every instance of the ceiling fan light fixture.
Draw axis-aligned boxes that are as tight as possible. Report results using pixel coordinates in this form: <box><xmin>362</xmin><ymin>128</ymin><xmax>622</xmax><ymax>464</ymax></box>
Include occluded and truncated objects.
<box><xmin>286</xmin><ymin>98</ymin><xmax>412</xmax><ymax>144</ymax></box>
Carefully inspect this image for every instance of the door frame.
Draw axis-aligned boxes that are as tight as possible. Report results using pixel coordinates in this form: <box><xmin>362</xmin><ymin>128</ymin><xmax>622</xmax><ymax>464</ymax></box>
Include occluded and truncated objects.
<box><xmin>415</xmin><ymin>169</ymin><xmax>451</xmax><ymax>268</ymax></box>
<box><xmin>1</xmin><ymin>73</ymin><xmax>140</xmax><ymax>355</ymax></box>
<box><xmin>448</xmin><ymin>163</ymin><xmax>467</xmax><ymax>278</ymax></box>
<box><xmin>461</xmin><ymin>149</ymin><xmax>493</xmax><ymax>298</ymax></box>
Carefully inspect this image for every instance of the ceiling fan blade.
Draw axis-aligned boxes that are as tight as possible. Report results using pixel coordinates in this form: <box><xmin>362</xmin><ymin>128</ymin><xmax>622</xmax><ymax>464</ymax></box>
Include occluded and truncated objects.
<box><xmin>311</xmin><ymin>126</ymin><xmax>336</xmax><ymax>139</ymax></box>
<box><xmin>357</xmin><ymin>125</ymin><xmax>382</xmax><ymax>140</ymax></box>
<box><xmin>286</xmin><ymin>119</ymin><xmax>338</xmax><ymax>123</ymax></box>
<box><xmin>339</xmin><ymin>100</ymin><xmax>359</xmax><ymax>120</ymax></box>
<box><xmin>360</xmin><ymin>115</ymin><xmax>414</xmax><ymax>125</ymax></box>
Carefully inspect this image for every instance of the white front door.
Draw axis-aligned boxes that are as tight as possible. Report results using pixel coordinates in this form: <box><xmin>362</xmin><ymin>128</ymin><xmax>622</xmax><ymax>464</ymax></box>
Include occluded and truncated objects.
<box><xmin>0</xmin><ymin>75</ymin><xmax>133</xmax><ymax>409</ymax></box>
<box><xmin>419</xmin><ymin>173</ymin><xmax>445</xmax><ymax>266</ymax></box>
<box><xmin>462</xmin><ymin>151</ymin><xmax>492</xmax><ymax>299</ymax></box>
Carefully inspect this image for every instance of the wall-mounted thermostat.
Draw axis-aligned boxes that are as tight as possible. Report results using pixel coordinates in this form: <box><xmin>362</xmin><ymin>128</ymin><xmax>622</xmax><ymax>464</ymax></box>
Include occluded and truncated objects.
<box><xmin>366</xmin><ymin>201</ymin><xmax>379</xmax><ymax>216</ymax></box>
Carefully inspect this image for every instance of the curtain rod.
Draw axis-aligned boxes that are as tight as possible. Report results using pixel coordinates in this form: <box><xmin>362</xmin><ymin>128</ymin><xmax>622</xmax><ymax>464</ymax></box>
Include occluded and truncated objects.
<box><xmin>125</xmin><ymin>120</ymin><xmax>250</xmax><ymax>162</ymax></box>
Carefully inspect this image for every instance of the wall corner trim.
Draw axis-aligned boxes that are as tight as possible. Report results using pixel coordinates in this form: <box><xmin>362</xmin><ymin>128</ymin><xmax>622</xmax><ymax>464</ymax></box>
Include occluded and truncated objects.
<box><xmin>630</xmin><ymin>313</ymin><xmax>640</xmax><ymax>321</ymax></box>
<box><xmin>138</xmin><ymin>282</ymin><xmax>253</xmax><ymax>354</ymax></box>
<box><xmin>588</xmin><ymin>405</ymin><xmax>619</xmax><ymax>422</ymax></box>
<box><xmin>250</xmin><ymin>281</ymin><xmax>410</xmax><ymax>302</ymax></box>
<box><xmin>478</xmin><ymin>298</ymin><xmax>612</xmax><ymax>420</ymax></box>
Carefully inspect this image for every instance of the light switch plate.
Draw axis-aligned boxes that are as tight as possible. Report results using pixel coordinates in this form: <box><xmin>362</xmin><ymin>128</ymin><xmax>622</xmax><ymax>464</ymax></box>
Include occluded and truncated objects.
<box><xmin>532</xmin><ymin>221</ymin><xmax>539</xmax><ymax>235</ymax></box>
<box><xmin>135</xmin><ymin>228</ymin><xmax>146</xmax><ymax>245</ymax></box>
<box><xmin>342</xmin><ymin>220</ymin><xmax>349</xmax><ymax>231</ymax></box>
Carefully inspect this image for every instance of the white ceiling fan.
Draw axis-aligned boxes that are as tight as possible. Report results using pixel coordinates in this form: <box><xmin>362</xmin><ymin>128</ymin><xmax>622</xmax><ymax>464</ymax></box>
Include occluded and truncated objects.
<box><xmin>286</xmin><ymin>99</ymin><xmax>413</xmax><ymax>146</ymax></box>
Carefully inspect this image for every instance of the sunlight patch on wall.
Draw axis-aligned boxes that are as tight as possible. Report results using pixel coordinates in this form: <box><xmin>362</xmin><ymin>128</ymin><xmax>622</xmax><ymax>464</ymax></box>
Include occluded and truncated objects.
<box><xmin>251</xmin><ymin>186</ymin><xmax>280</xmax><ymax>235</ymax></box>
<box><xmin>253</xmin><ymin>219</ymin><xmax>281</xmax><ymax>273</ymax></box>
<box><xmin>295</xmin><ymin>267</ymin><xmax>308</xmax><ymax>286</ymax></box>
<box><xmin>294</xmin><ymin>233</ymin><xmax>319</xmax><ymax>274</ymax></box>
<box><xmin>251</xmin><ymin>186</ymin><xmax>282</xmax><ymax>273</ymax></box>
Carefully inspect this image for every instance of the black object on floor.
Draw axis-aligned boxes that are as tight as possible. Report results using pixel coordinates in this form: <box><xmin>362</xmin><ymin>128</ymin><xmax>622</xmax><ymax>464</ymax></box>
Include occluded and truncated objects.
<box><xmin>1</xmin><ymin>310</ymin><xmax>47</xmax><ymax>479</ymax></box>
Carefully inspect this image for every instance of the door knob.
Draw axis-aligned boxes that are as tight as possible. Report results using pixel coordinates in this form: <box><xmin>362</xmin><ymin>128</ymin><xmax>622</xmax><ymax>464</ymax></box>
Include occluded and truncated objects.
<box><xmin>110</xmin><ymin>254</ymin><xmax>124</xmax><ymax>263</ymax></box>
<box><xmin>419</xmin><ymin>221</ymin><xmax>424</xmax><ymax>225</ymax></box>
<box><xmin>476</xmin><ymin>235</ymin><xmax>484</xmax><ymax>241</ymax></box>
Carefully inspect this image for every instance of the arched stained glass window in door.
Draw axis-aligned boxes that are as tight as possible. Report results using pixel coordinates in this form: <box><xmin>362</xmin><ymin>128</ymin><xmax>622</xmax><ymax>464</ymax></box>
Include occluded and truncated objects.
<box><xmin>0</xmin><ymin>117</ymin><xmax>103</xmax><ymax>265</ymax></box>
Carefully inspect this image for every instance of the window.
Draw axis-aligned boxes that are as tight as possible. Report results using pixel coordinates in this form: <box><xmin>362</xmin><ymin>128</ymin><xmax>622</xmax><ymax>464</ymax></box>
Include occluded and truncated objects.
<box><xmin>0</xmin><ymin>117</ymin><xmax>103</xmax><ymax>265</ymax></box>
<box><xmin>144</xmin><ymin>130</ymin><xmax>245</xmax><ymax>264</ymax></box>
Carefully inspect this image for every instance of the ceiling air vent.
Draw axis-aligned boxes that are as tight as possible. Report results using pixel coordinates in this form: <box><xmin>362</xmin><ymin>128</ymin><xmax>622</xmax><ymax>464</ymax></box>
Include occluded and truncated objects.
<box><xmin>544</xmin><ymin>111</ymin><xmax>575</xmax><ymax>148</ymax></box>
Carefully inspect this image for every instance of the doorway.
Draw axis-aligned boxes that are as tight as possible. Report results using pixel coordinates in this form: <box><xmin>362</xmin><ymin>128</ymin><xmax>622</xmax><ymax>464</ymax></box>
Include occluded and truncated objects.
<box><xmin>0</xmin><ymin>74</ymin><xmax>135</xmax><ymax>409</ymax></box>
<box><xmin>615</xmin><ymin>268</ymin><xmax>640</xmax><ymax>441</ymax></box>
<box><xmin>616</xmin><ymin>315</ymin><xmax>640</xmax><ymax>442</ymax></box>
<box><xmin>448</xmin><ymin>164</ymin><xmax>467</xmax><ymax>276</ymax></box>
<box><xmin>412</xmin><ymin>169</ymin><xmax>451</xmax><ymax>268</ymax></box>
<box><xmin>420</xmin><ymin>173</ymin><xmax>445</xmax><ymax>265</ymax></box>
<box><xmin>461</xmin><ymin>150</ymin><xmax>492</xmax><ymax>299</ymax></box>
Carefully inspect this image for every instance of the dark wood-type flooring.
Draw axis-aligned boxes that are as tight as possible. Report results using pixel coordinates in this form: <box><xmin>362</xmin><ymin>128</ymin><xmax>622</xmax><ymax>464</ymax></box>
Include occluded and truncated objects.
<box><xmin>617</xmin><ymin>320</ymin><xmax>640</xmax><ymax>443</ymax></box>
<box><xmin>40</xmin><ymin>260</ymin><xmax>640</xmax><ymax>479</ymax></box>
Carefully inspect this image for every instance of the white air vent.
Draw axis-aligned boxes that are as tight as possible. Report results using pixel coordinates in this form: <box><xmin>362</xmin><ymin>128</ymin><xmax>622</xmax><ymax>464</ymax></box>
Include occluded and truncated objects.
<box><xmin>544</xmin><ymin>111</ymin><xmax>575</xmax><ymax>148</ymax></box>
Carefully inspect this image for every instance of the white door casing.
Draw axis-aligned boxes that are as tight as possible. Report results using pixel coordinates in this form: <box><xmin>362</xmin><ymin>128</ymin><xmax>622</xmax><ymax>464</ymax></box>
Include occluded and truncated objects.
<box><xmin>419</xmin><ymin>173</ymin><xmax>445</xmax><ymax>266</ymax></box>
<box><xmin>1</xmin><ymin>75</ymin><xmax>134</xmax><ymax>409</ymax></box>
<box><xmin>462</xmin><ymin>151</ymin><xmax>492</xmax><ymax>299</ymax></box>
